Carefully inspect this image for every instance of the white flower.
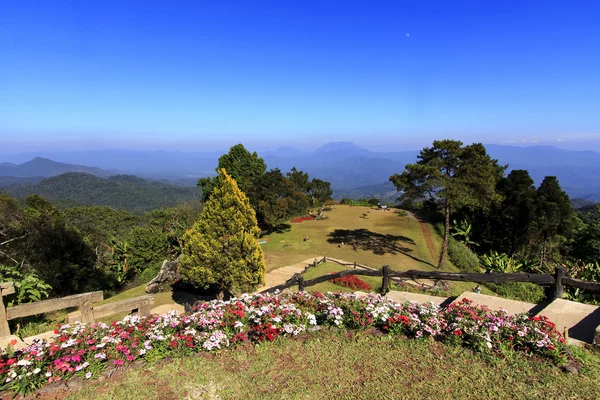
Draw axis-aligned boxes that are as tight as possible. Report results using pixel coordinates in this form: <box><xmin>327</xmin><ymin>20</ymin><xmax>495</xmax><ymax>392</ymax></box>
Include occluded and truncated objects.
<box><xmin>33</xmin><ymin>368</ymin><xmax>41</xmax><ymax>375</ymax></box>
<box><xmin>85</xmin><ymin>372</ymin><xmax>92</xmax><ymax>379</ymax></box>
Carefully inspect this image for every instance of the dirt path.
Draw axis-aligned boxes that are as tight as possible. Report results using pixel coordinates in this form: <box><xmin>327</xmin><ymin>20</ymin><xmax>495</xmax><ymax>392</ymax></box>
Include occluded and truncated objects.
<box><xmin>418</xmin><ymin>220</ymin><xmax>437</xmax><ymax>261</ymax></box>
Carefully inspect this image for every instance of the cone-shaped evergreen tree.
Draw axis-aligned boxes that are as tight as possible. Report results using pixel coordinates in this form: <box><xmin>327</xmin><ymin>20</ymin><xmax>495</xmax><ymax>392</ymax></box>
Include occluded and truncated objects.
<box><xmin>181</xmin><ymin>169</ymin><xmax>265</xmax><ymax>297</ymax></box>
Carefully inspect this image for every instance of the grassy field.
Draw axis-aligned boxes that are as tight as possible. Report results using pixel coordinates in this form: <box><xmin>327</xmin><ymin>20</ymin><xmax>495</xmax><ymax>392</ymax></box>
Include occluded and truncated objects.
<box><xmin>70</xmin><ymin>331</ymin><xmax>600</xmax><ymax>400</ymax></box>
<box><xmin>261</xmin><ymin>205</ymin><xmax>438</xmax><ymax>273</ymax></box>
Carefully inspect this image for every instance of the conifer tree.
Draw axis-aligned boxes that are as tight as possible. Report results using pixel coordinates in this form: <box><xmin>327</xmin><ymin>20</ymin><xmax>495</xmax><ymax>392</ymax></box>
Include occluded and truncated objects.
<box><xmin>181</xmin><ymin>169</ymin><xmax>265</xmax><ymax>298</ymax></box>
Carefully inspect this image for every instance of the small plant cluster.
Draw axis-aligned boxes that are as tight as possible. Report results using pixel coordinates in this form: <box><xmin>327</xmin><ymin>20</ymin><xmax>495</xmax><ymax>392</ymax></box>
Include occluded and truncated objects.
<box><xmin>290</xmin><ymin>215</ymin><xmax>316</xmax><ymax>223</ymax></box>
<box><xmin>0</xmin><ymin>292</ymin><xmax>566</xmax><ymax>396</ymax></box>
<box><xmin>329</xmin><ymin>275</ymin><xmax>372</xmax><ymax>291</ymax></box>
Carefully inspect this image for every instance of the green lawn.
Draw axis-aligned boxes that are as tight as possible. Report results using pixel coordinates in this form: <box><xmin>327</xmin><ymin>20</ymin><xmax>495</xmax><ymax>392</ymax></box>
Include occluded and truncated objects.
<box><xmin>261</xmin><ymin>205</ymin><xmax>437</xmax><ymax>273</ymax></box>
<box><xmin>70</xmin><ymin>331</ymin><xmax>600</xmax><ymax>400</ymax></box>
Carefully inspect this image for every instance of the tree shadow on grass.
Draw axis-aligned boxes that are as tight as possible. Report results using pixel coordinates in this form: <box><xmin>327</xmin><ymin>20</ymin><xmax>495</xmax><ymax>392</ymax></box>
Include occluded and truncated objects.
<box><xmin>327</xmin><ymin>228</ymin><xmax>435</xmax><ymax>268</ymax></box>
<box><xmin>271</xmin><ymin>223</ymin><xmax>292</xmax><ymax>234</ymax></box>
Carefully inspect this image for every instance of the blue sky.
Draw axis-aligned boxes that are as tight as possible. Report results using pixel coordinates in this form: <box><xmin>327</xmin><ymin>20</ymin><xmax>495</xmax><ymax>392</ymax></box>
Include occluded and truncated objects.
<box><xmin>1</xmin><ymin>1</ymin><xmax>599</xmax><ymax>152</ymax></box>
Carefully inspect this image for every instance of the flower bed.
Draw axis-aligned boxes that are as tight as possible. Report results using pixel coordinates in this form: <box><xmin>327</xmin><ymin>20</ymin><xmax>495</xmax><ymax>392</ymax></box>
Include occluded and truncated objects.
<box><xmin>329</xmin><ymin>274</ymin><xmax>372</xmax><ymax>291</ymax></box>
<box><xmin>0</xmin><ymin>293</ymin><xmax>566</xmax><ymax>396</ymax></box>
<box><xmin>290</xmin><ymin>215</ymin><xmax>315</xmax><ymax>223</ymax></box>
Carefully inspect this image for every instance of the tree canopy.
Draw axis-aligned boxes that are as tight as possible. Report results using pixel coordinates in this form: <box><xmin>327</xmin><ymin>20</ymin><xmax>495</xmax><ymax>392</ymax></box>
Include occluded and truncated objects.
<box><xmin>390</xmin><ymin>140</ymin><xmax>505</xmax><ymax>268</ymax></box>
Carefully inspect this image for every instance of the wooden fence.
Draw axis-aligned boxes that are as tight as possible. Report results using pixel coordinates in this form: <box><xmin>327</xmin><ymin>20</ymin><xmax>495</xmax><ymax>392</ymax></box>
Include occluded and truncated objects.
<box><xmin>262</xmin><ymin>264</ymin><xmax>600</xmax><ymax>300</ymax></box>
<box><xmin>0</xmin><ymin>283</ymin><xmax>154</xmax><ymax>339</ymax></box>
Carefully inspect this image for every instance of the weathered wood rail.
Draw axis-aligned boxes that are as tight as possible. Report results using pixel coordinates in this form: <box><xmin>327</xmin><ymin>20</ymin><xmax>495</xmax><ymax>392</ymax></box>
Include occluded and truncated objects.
<box><xmin>261</xmin><ymin>265</ymin><xmax>600</xmax><ymax>299</ymax></box>
<box><xmin>68</xmin><ymin>295</ymin><xmax>154</xmax><ymax>323</ymax></box>
<box><xmin>0</xmin><ymin>283</ymin><xmax>154</xmax><ymax>339</ymax></box>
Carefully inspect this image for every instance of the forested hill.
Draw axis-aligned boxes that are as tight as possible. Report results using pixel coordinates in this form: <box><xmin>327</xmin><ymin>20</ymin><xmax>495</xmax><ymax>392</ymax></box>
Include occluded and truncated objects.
<box><xmin>2</xmin><ymin>172</ymin><xmax>199</xmax><ymax>212</ymax></box>
<box><xmin>0</xmin><ymin>157</ymin><xmax>114</xmax><ymax>178</ymax></box>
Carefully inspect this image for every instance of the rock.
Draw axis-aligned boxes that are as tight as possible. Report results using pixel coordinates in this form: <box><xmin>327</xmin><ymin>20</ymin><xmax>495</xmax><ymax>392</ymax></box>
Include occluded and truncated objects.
<box><xmin>66</xmin><ymin>378</ymin><xmax>83</xmax><ymax>390</ymax></box>
<box><xmin>146</xmin><ymin>255</ymin><xmax>182</xmax><ymax>294</ymax></box>
<box><xmin>308</xmin><ymin>326</ymin><xmax>322</xmax><ymax>332</ymax></box>
<box><xmin>37</xmin><ymin>381</ymin><xmax>67</xmax><ymax>395</ymax></box>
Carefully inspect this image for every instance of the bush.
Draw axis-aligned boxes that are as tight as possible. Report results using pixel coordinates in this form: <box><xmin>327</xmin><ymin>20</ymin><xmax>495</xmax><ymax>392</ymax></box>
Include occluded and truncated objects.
<box><xmin>484</xmin><ymin>282</ymin><xmax>546</xmax><ymax>304</ymax></box>
<box><xmin>447</xmin><ymin>236</ymin><xmax>480</xmax><ymax>273</ymax></box>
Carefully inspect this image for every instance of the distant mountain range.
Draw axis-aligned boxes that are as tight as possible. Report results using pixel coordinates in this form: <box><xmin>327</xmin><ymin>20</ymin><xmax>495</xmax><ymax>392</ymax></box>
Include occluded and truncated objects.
<box><xmin>1</xmin><ymin>172</ymin><xmax>199</xmax><ymax>212</ymax></box>
<box><xmin>1</xmin><ymin>142</ymin><xmax>599</xmax><ymax>203</ymax></box>
<box><xmin>0</xmin><ymin>157</ymin><xmax>115</xmax><ymax>178</ymax></box>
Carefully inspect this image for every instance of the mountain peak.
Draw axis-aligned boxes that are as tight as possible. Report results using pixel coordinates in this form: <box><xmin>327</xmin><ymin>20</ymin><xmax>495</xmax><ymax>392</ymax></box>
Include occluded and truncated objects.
<box><xmin>314</xmin><ymin>142</ymin><xmax>369</xmax><ymax>153</ymax></box>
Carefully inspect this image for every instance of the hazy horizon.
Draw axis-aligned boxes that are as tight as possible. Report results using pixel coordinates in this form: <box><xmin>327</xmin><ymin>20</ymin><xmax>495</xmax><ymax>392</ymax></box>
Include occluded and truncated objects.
<box><xmin>2</xmin><ymin>1</ymin><xmax>599</xmax><ymax>153</ymax></box>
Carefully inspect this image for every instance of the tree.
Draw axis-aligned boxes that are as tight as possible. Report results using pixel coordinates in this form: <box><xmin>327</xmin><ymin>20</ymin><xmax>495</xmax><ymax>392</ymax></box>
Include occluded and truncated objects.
<box><xmin>308</xmin><ymin>178</ymin><xmax>333</xmax><ymax>207</ymax></box>
<box><xmin>181</xmin><ymin>169</ymin><xmax>265</xmax><ymax>298</ymax></box>
<box><xmin>197</xmin><ymin>144</ymin><xmax>266</xmax><ymax>201</ymax></box>
<box><xmin>533</xmin><ymin>176</ymin><xmax>574</xmax><ymax>267</ymax></box>
<box><xmin>215</xmin><ymin>144</ymin><xmax>266</xmax><ymax>194</ymax></box>
<box><xmin>390</xmin><ymin>140</ymin><xmax>505</xmax><ymax>268</ymax></box>
<box><xmin>572</xmin><ymin>205</ymin><xmax>600</xmax><ymax>264</ymax></box>
<box><xmin>495</xmin><ymin>170</ymin><xmax>537</xmax><ymax>255</ymax></box>
<box><xmin>249</xmin><ymin>168</ymin><xmax>309</xmax><ymax>231</ymax></box>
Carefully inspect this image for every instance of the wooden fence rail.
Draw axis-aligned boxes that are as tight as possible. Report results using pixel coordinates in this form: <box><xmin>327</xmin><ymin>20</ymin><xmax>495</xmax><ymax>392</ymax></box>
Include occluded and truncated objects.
<box><xmin>0</xmin><ymin>283</ymin><xmax>155</xmax><ymax>339</ymax></box>
<box><xmin>261</xmin><ymin>265</ymin><xmax>600</xmax><ymax>301</ymax></box>
<box><xmin>68</xmin><ymin>295</ymin><xmax>155</xmax><ymax>323</ymax></box>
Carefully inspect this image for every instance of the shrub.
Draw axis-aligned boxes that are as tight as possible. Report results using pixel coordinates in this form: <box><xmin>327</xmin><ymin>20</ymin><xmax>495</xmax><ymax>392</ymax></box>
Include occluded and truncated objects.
<box><xmin>484</xmin><ymin>282</ymin><xmax>546</xmax><ymax>304</ymax></box>
<box><xmin>0</xmin><ymin>265</ymin><xmax>52</xmax><ymax>307</ymax></box>
<box><xmin>180</xmin><ymin>169</ymin><xmax>265</xmax><ymax>298</ymax></box>
<box><xmin>447</xmin><ymin>236</ymin><xmax>480</xmax><ymax>273</ymax></box>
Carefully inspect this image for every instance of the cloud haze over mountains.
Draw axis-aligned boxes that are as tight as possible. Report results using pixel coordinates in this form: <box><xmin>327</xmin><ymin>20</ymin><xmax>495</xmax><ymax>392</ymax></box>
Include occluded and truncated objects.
<box><xmin>1</xmin><ymin>142</ymin><xmax>599</xmax><ymax>202</ymax></box>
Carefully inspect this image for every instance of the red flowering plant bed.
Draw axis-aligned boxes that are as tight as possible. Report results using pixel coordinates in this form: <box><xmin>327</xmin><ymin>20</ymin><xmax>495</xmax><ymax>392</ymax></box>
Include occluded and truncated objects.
<box><xmin>290</xmin><ymin>215</ymin><xmax>315</xmax><ymax>223</ymax></box>
<box><xmin>0</xmin><ymin>292</ymin><xmax>568</xmax><ymax>396</ymax></box>
<box><xmin>329</xmin><ymin>274</ymin><xmax>372</xmax><ymax>291</ymax></box>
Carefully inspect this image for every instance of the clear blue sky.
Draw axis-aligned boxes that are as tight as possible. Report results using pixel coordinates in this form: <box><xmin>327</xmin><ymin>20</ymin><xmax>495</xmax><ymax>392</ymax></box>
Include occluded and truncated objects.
<box><xmin>1</xmin><ymin>1</ymin><xmax>599</xmax><ymax>152</ymax></box>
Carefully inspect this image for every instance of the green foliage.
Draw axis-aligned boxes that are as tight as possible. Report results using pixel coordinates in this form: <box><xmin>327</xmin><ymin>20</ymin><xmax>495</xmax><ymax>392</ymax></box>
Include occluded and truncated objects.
<box><xmin>307</xmin><ymin>178</ymin><xmax>333</xmax><ymax>207</ymax></box>
<box><xmin>484</xmin><ymin>282</ymin><xmax>546</xmax><ymax>304</ymax></box>
<box><xmin>198</xmin><ymin>145</ymin><xmax>330</xmax><ymax>229</ymax></box>
<box><xmin>7</xmin><ymin>173</ymin><xmax>199</xmax><ymax>213</ymax></box>
<box><xmin>479</xmin><ymin>251</ymin><xmax>523</xmax><ymax>273</ymax></box>
<box><xmin>564</xmin><ymin>260</ymin><xmax>600</xmax><ymax>304</ymax></box>
<box><xmin>181</xmin><ymin>169</ymin><xmax>266</xmax><ymax>297</ymax></box>
<box><xmin>0</xmin><ymin>264</ymin><xmax>51</xmax><ymax>306</ymax></box>
<box><xmin>451</xmin><ymin>219</ymin><xmax>478</xmax><ymax>247</ymax></box>
<box><xmin>217</xmin><ymin>144</ymin><xmax>267</xmax><ymax>194</ymax></box>
<box><xmin>249</xmin><ymin>168</ymin><xmax>309</xmax><ymax>231</ymax></box>
<box><xmin>340</xmin><ymin>198</ymin><xmax>377</xmax><ymax>207</ymax></box>
<box><xmin>533</xmin><ymin>176</ymin><xmax>575</xmax><ymax>266</ymax></box>
<box><xmin>446</xmin><ymin>234</ymin><xmax>481</xmax><ymax>273</ymax></box>
<box><xmin>391</xmin><ymin>140</ymin><xmax>505</xmax><ymax>268</ymax></box>
<box><xmin>572</xmin><ymin>205</ymin><xmax>600</xmax><ymax>264</ymax></box>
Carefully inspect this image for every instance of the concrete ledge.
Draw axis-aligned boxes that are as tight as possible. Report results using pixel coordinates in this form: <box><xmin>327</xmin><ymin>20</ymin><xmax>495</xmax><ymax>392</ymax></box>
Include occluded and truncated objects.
<box><xmin>538</xmin><ymin>299</ymin><xmax>600</xmax><ymax>344</ymax></box>
<box><xmin>451</xmin><ymin>292</ymin><xmax>537</xmax><ymax>315</ymax></box>
<box><xmin>385</xmin><ymin>291</ymin><xmax>448</xmax><ymax>306</ymax></box>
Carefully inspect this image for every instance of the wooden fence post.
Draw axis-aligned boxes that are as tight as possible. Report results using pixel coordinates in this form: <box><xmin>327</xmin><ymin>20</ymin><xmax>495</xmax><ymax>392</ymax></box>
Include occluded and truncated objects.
<box><xmin>313</xmin><ymin>261</ymin><xmax>317</xmax><ymax>269</ymax></box>
<box><xmin>139</xmin><ymin>298</ymin><xmax>151</xmax><ymax>317</ymax></box>
<box><xmin>552</xmin><ymin>265</ymin><xmax>567</xmax><ymax>300</ymax></box>
<box><xmin>354</xmin><ymin>261</ymin><xmax>357</xmax><ymax>270</ymax></box>
<box><xmin>297</xmin><ymin>276</ymin><xmax>305</xmax><ymax>292</ymax></box>
<box><xmin>79</xmin><ymin>293</ymin><xmax>94</xmax><ymax>324</ymax></box>
<box><xmin>0</xmin><ymin>296</ymin><xmax>10</xmax><ymax>338</ymax></box>
<box><xmin>381</xmin><ymin>265</ymin><xmax>390</xmax><ymax>294</ymax></box>
<box><xmin>0</xmin><ymin>283</ymin><xmax>15</xmax><ymax>338</ymax></box>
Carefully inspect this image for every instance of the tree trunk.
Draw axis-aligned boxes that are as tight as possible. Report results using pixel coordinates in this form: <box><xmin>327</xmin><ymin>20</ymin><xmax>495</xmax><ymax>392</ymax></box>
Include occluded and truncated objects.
<box><xmin>216</xmin><ymin>289</ymin><xmax>225</xmax><ymax>301</ymax></box>
<box><xmin>540</xmin><ymin>237</ymin><xmax>547</xmax><ymax>271</ymax></box>
<box><xmin>438</xmin><ymin>205</ymin><xmax>450</xmax><ymax>269</ymax></box>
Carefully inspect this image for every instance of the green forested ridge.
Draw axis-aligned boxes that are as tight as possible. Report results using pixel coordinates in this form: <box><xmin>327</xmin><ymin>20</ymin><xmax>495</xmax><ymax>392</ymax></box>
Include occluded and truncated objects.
<box><xmin>3</xmin><ymin>172</ymin><xmax>199</xmax><ymax>212</ymax></box>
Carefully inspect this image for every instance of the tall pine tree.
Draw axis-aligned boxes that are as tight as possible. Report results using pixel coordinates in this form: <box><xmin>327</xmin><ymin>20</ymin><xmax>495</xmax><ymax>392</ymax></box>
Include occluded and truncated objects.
<box><xmin>390</xmin><ymin>140</ymin><xmax>505</xmax><ymax>268</ymax></box>
<box><xmin>181</xmin><ymin>169</ymin><xmax>265</xmax><ymax>298</ymax></box>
